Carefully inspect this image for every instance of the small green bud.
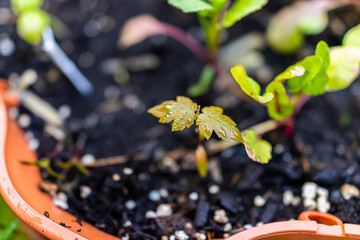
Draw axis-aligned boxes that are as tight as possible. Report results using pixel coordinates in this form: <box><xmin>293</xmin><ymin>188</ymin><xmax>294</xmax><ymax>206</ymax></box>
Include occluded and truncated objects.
<box><xmin>17</xmin><ymin>10</ymin><xmax>51</xmax><ymax>45</ymax></box>
<box><xmin>11</xmin><ymin>0</ymin><xmax>43</xmax><ymax>14</ymax></box>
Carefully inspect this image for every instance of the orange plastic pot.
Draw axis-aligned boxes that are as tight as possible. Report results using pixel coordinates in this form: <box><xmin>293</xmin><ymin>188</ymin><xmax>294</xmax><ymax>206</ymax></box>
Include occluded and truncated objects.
<box><xmin>1</xmin><ymin>81</ymin><xmax>360</xmax><ymax>240</ymax></box>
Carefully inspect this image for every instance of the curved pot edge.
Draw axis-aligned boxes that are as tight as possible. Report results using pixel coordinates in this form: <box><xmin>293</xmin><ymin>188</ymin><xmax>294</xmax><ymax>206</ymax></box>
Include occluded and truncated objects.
<box><xmin>0</xmin><ymin>91</ymin><xmax>119</xmax><ymax>240</ymax></box>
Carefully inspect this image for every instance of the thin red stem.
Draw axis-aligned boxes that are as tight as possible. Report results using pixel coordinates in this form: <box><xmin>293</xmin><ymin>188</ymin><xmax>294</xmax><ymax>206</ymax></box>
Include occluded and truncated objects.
<box><xmin>161</xmin><ymin>23</ymin><xmax>212</xmax><ymax>63</ymax></box>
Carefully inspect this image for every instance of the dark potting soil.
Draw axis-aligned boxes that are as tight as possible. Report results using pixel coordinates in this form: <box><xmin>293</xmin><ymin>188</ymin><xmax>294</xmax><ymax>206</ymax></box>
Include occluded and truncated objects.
<box><xmin>1</xmin><ymin>0</ymin><xmax>360</xmax><ymax>239</ymax></box>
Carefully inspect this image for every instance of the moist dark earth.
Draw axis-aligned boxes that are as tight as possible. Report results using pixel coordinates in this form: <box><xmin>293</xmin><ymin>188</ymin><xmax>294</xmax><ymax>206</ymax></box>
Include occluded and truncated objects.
<box><xmin>1</xmin><ymin>0</ymin><xmax>360</xmax><ymax>239</ymax></box>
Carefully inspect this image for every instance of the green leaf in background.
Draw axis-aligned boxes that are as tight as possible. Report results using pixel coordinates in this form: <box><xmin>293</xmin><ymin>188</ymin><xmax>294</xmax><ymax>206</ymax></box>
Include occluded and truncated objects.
<box><xmin>287</xmin><ymin>56</ymin><xmax>322</xmax><ymax>94</ymax></box>
<box><xmin>343</xmin><ymin>24</ymin><xmax>360</xmax><ymax>48</ymax></box>
<box><xmin>325</xmin><ymin>46</ymin><xmax>360</xmax><ymax>92</ymax></box>
<box><xmin>231</xmin><ymin>65</ymin><xmax>273</xmax><ymax>104</ymax></box>
<box><xmin>167</xmin><ymin>0</ymin><xmax>213</xmax><ymax>13</ymax></box>
<box><xmin>0</xmin><ymin>196</ymin><xmax>30</xmax><ymax>240</ymax></box>
<box><xmin>187</xmin><ymin>64</ymin><xmax>215</xmax><ymax>97</ymax></box>
<box><xmin>302</xmin><ymin>41</ymin><xmax>330</xmax><ymax>95</ymax></box>
<box><xmin>265</xmin><ymin>82</ymin><xmax>294</xmax><ymax>120</ymax></box>
<box><xmin>223</xmin><ymin>0</ymin><xmax>268</xmax><ymax>28</ymax></box>
<box><xmin>266</xmin><ymin>1</ymin><xmax>339</xmax><ymax>54</ymax></box>
<box><xmin>17</xmin><ymin>9</ymin><xmax>51</xmax><ymax>45</ymax></box>
<box><xmin>298</xmin><ymin>13</ymin><xmax>328</xmax><ymax>35</ymax></box>
<box><xmin>267</xmin><ymin>17</ymin><xmax>303</xmax><ymax>55</ymax></box>
<box><xmin>242</xmin><ymin>129</ymin><xmax>272</xmax><ymax>164</ymax></box>
<box><xmin>10</xmin><ymin>0</ymin><xmax>43</xmax><ymax>14</ymax></box>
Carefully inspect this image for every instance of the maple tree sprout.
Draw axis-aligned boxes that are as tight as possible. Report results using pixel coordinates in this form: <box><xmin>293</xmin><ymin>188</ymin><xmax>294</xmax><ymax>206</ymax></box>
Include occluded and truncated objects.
<box><xmin>148</xmin><ymin>96</ymin><xmax>272</xmax><ymax>177</ymax></box>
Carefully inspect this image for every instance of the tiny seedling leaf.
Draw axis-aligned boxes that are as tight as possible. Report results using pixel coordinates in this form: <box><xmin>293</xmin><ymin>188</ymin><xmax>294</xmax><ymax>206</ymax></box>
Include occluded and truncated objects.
<box><xmin>195</xmin><ymin>144</ymin><xmax>208</xmax><ymax>177</ymax></box>
<box><xmin>343</xmin><ymin>24</ymin><xmax>360</xmax><ymax>48</ymax></box>
<box><xmin>11</xmin><ymin>0</ymin><xmax>43</xmax><ymax>14</ymax></box>
<box><xmin>167</xmin><ymin>0</ymin><xmax>213</xmax><ymax>13</ymax></box>
<box><xmin>325</xmin><ymin>46</ymin><xmax>360</xmax><ymax>92</ymax></box>
<box><xmin>197</xmin><ymin>106</ymin><xmax>243</xmax><ymax>142</ymax></box>
<box><xmin>148</xmin><ymin>96</ymin><xmax>198</xmax><ymax>131</ymax></box>
<box><xmin>231</xmin><ymin>65</ymin><xmax>273</xmax><ymax>104</ymax></box>
<box><xmin>302</xmin><ymin>41</ymin><xmax>330</xmax><ymax>95</ymax></box>
<box><xmin>243</xmin><ymin>129</ymin><xmax>272</xmax><ymax>164</ymax></box>
<box><xmin>274</xmin><ymin>65</ymin><xmax>305</xmax><ymax>82</ymax></box>
<box><xmin>223</xmin><ymin>0</ymin><xmax>268</xmax><ymax>28</ymax></box>
<box><xmin>17</xmin><ymin>9</ymin><xmax>51</xmax><ymax>45</ymax></box>
<box><xmin>265</xmin><ymin>82</ymin><xmax>294</xmax><ymax>120</ymax></box>
<box><xmin>287</xmin><ymin>55</ymin><xmax>323</xmax><ymax>94</ymax></box>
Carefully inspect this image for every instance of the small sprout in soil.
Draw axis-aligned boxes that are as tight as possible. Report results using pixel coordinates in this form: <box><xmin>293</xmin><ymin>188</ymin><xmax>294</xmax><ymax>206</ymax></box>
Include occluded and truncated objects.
<box><xmin>10</xmin><ymin>0</ymin><xmax>50</xmax><ymax>45</ymax></box>
<box><xmin>149</xmin><ymin>96</ymin><xmax>250</xmax><ymax>176</ymax></box>
<box><xmin>22</xmin><ymin>158</ymin><xmax>65</xmax><ymax>180</ymax></box>
<box><xmin>230</xmin><ymin>40</ymin><xmax>360</xmax><ymax>162</ymax></box>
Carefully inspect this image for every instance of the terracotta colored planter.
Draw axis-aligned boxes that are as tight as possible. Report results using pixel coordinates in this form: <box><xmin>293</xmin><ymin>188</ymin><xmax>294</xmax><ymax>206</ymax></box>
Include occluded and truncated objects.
<box><xmin>1</xmin><ymin>82</ymin><xmax>360</xmax><ymax>240</ymax></box>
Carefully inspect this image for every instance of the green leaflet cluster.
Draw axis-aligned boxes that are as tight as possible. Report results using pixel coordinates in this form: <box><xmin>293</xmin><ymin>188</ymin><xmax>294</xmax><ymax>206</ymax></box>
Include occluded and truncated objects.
<box><xmin>148</xmin><ymin>96</ymin><xmax>272</xmax><ymax>171</ymax></box>
<box><xmin>232</xmin><ymin>40</ymin><xmax>360</xmax><ymax>120</ymax></box>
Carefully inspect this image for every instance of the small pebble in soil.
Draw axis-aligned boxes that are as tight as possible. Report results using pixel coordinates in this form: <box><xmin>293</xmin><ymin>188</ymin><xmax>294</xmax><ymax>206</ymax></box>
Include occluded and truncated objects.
<box><xmin>112</xmin><ymin>173</ymin><xmax>121</xmax><ymax>182</ymax></box>
<box><xmin>189</xmin><ymin>192</ymin><xmax>199</xmax><ymax>201</ymax></box>
<box><xmin>243</xmin><ymin>224</ymin><xmax>253</xmax><ymax>229</ymax></box>
<box><xmin>79</xmin><ymin>185</ymin><xmax>91</xmax><ymax>199</ymax></box>
<box><xmin>253</xmin><ymin>195</ymin><xmax>266</xmax><ymax>207</ymax></box>
<box><xmin>194</xmin><ymin>232</ymin><xmax>206</xmax><ymax>240</ymax></box>
<box><xmin>156</xmin><ymin>204</ymin><xmax>172</xmax><ymax>217</ymax></box>
<box><xmin>125</xmin><ymin>200</ymin><xmax>136</xmax><ymax>210</ymax></box>
<box><xmin>149</xmin><ymin>190</ymin><xmax>161</xmax><ymax>202</ymax></box>
<box><xmin>0</xmin><ymin>37</ymin><xmax>15</xmax><ymax>56</ymax></box>
<box><xmin>336</xmin><ymin>144</ymin><xmax>346</xmax><ymax>156</ymax></box>
<box><xmin>302</xmin><ymin>182</ymin><xmax>317</xmax><ymax>199</ymax></box>
<box><xmin>214</xmin><ymin>209</ymin><xmax>229</xmax><ymax>224</ymax></box>
<box><xmin>80</xmin><ymin>154</ymin><xmax>95</xmax><ymax>166</ymax></box>
<box><xmin>28</xmin><ymin>138</ymin><xmax>40</xmax><ymax>150</ymax></box>
<box><xmin>160</xmin><ymin>188</ymin><xmax>169</xmax><ymax>198</ymax></box>
<box><xmin>184</xmin><ymin>222</ymin><xmax>193</xmax><ymax>230</ymax></box>
<box><xmin>256</xmin><ymin>221</ymin><xmax>264</xmax><ymax>226</ymax></box>
<box><xmin>161</xmin><ymin>236</ymin><xmax>168</xmax><ymax>240</ymax></box>
<box><xmin>303</xmin><ymin>198</ymin><xmax>316</xmax><ymax>210</ymax></box>
<box><xmin>174</xmin><ymin>230</ymin><xmax>189</xmax><ymax>240</ymax></box>
<box><xmin>58</xmin><ymin>105</ymin><xmax>71</xmax><ymax>119</ymax></box>
<box><xmin>341</xmin><ymin>184</ymin><xmax>360</xmax><ymax>200</ymax></box>
<box><xmin>78</xmin><ymin>52</ymin><xmax>95</xmax><ymax>68</ymax></box>
<box><xmin>283</xmin><ymin>190</ymin><xmax>294</xmax><ymax>206</ymax></box>
<box><xmin>224</xmin><ymin>222</ymin><xmax>232</xmax><ymax>232</ymax></box>
<box><xmin>209</xmin><ymin>185</ymin><xmax>220</xmax><ymax>195</ymax></box>
<box><xmin>123</xmin><ymin>220</ymin><xmax>132</xmax><ymax>228</ymax></box>
<box><xmin>274</xmin><ymin>144</ymin><xmax>285</xmax><ymax>154</ymax></box>
<box><xmin>8</xmin><ymin>107</ymin><xmax>19</xmax><ymax>119</ymax></box>
<box><xmin>123</xmin><ymin>94</ymin><xmax>145</xmax><ymax>114</ymax></box>
<box><xmin>18</xmin><ymin>114</ymin><xmax>31</xmax><ymax>128</ymax></box>
<box><xmin>223</xmin><ymin>233</ymin><xmax>230</xmax><ymax>238</ymax></box>
<box><xmin>317</xmin><ymin>187</ymin><xmax>329</xmax><ymax>198</ymax></box>
<box><xmin>123</xmin><ymin>167</ymin><xmax>133</xmax><ymax>175</ymax></box>
<box><xmin>291</xmin><ymin>196</ymin><xmax>301</xmax><ymax>207</ymax></box>
<box><xmin>44</xmin><ymin>211</ymin><xmax>50</xmax><ymax>218</ymax></box>
<box><xmin>0</xmin><ymin>8</ymin><xmax>11</xmax><ymax>24</ymax></box>
<box><xmin>317</xmin><ymin>197</ymin><xmax>330</xmax><ymax>213</ymax></box>
<box><xmin>104</xmin><ymin>85</ymin><xmax>120</xmax><ymax>100</ymax></box>
<box><xmin>53</xmin><ymin>192</ymin><xmax>69</xmax><ymax>210</ymax></box>
<box><xmin>145</xmin><ymin>210</ymin><xmax>157</xmax><ymax>219</ymax></box>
